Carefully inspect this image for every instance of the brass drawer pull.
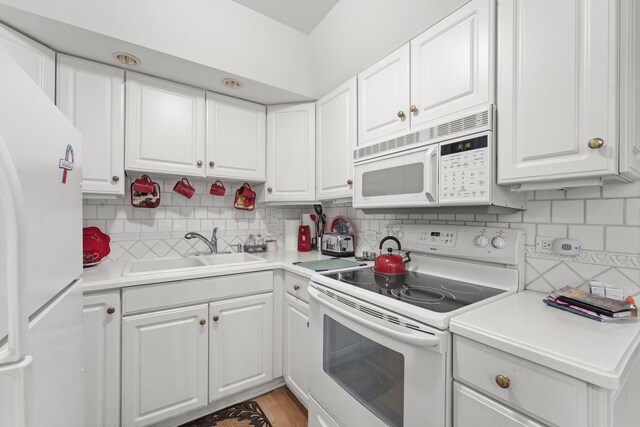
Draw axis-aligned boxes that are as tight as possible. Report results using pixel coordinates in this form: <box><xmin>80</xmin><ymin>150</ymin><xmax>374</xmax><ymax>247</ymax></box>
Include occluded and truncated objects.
<box><xmin>495</xmin><ymin>374</ymin><xmax>510</xmax><ymax>389</ymax></box>
<box><xmin>293</xmin><ymin>285</ymin><xmax>300</xmax><ymax>291</ymax></box>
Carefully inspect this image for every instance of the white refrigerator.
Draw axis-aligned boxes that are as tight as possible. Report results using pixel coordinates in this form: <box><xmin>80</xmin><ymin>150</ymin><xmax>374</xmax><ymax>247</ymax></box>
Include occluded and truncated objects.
<box><xmin>0</xmin><ymin>45</ymin><xmax>84</xmax><ymax>426</ymax></box>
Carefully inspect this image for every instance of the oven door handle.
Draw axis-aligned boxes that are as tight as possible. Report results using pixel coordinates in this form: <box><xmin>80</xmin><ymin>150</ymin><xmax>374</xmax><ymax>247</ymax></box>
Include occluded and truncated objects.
<box><xmin>309</xmin><ymin>287</ymin><xmax>440</xmax><ymax>348</ymax></box>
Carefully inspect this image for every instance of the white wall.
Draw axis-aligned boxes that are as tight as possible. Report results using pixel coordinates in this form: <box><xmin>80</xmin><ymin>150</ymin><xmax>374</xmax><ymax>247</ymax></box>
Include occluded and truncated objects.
<box><xmin>0</xmin><ymin>0</ymin><xmax>316</xmax><ymax>98</ymax></box>
<box><xmin>309</xmin><ymin>0</ymin><xmax>468</xmax><ymax>97</ymax></box>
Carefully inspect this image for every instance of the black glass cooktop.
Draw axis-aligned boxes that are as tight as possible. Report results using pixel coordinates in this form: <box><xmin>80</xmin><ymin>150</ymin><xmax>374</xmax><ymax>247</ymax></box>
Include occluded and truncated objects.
<box><xmin>324</xmin><ymin>267</ymin><xmax>505</xmax><ymax>313</ymax></box>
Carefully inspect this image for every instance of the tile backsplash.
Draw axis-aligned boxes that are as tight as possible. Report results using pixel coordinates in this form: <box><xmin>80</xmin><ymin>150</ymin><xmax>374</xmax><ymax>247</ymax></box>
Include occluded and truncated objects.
<box><xmin>85</xmin><ymin>178</ymin><xmax>640</xmax><ymax>297</ymax></box>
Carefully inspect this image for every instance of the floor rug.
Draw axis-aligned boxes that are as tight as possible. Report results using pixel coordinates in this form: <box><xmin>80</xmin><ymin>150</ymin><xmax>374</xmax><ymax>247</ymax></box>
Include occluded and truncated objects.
<box><xmin>178</xmin><ymin>400</ymin><xmax>273</xmax><ymax>427</ymax></box>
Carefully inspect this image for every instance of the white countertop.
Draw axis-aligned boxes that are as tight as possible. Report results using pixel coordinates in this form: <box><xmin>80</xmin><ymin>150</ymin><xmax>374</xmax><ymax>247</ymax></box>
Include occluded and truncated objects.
<box><xmin>449</xmin><ymin>290</ymin><xmax>640</xmax><ymax>389</ymax></box>
<box><xmin>81</xmin><ymin>250</ymin><xmax>371</xmax><ymax>292</ymax></box>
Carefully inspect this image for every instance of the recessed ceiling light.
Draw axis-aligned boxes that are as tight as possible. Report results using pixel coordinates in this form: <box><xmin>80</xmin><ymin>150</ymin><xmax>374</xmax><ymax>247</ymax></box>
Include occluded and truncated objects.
<box><xmin>223</xmin><ymin>78</ymin><xmax>242</xmax><ymax>89</ymax></box>
<box><xmin>114</xmin><ymin>52</ymin><xmax>140</xmax><ymax>66</ymax></box>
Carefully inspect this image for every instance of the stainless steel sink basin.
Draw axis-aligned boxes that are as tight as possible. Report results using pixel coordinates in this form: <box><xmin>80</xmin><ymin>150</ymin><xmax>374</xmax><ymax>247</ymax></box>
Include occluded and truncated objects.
<box><xmin>122</xmin><ymin>252</ymin><xmax>267</xmax><ymax>276</ymax></box>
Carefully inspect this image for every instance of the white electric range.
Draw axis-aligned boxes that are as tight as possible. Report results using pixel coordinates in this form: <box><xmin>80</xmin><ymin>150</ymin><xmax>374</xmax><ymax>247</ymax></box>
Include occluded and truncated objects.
<box><xmin>307</xmin><ymin>224</ymin><xmax>524</xmax><ymax>427</ymax></box>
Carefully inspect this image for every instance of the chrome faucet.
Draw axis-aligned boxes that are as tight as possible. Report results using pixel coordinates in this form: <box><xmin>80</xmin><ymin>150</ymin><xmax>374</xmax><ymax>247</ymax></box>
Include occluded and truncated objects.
<box><xmin>185</xmin><ymin>227</ymin><xmax>218</xmax><ymax>254</ymax></box>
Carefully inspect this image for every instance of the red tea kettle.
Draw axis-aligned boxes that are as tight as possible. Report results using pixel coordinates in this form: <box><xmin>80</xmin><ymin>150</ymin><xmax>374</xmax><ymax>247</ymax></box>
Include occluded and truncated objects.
<box><xmin>374</xmin><ymin>236</ymin><xmax>411</xmax><ymax>275</ymax></box>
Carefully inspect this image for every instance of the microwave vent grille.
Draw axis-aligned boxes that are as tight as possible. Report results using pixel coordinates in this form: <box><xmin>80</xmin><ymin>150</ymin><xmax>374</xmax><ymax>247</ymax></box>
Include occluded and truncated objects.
<box><xmin>355</xmin><ymin>109</ymin><xmax>490</xmax><ymax>160</ymax></box>
<box><xmin>315</xmin><ymin>286</ymin><xmax>431</xmax><ymax>334</ymax></box>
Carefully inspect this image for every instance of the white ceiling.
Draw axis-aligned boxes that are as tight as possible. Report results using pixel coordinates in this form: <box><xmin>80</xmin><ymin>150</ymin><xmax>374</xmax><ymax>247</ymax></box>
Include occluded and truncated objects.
<box><xmin>231</xmin><ymin>0</ymin><xmax>339</xmax><ymax>34</ymax></box>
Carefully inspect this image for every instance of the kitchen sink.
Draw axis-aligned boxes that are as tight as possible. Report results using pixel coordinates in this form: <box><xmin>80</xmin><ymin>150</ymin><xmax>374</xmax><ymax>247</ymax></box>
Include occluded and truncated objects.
<box><xmin>122</xmin><ymin>252</ymin><xmax>267</xmax><ymax>276</ymax></box>
<box><xmin>199</xmin><ymin>252</ymin><xmax>267</xmax><ymax>267</ymax></box>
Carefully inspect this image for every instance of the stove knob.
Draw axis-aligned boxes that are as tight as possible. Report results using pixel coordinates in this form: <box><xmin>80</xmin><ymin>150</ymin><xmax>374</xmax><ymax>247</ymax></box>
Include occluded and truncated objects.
<box><xmin>491</xmin><ymin>236</ymin><xmax>507</xmax><ymax>249</ymax></box>
<box><xmin>474</xmin><ymin>235</ymin><xmax>489</xmax><ymax>248</ymax></box>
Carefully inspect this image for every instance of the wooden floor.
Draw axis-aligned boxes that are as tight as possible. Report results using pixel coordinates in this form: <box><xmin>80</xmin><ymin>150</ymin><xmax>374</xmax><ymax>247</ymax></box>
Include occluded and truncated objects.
<box><xmin>254</xmin><ymin>386</ymin><xmax>308</xmax><ymax>427</ymax></box>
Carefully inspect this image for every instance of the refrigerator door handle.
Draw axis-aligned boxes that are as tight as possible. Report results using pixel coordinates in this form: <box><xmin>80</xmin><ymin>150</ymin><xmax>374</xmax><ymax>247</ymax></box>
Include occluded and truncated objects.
<box><xmin>0</xmin><ymin>133</ymin><xmax>28</xmax><ymax>364</ymax></box>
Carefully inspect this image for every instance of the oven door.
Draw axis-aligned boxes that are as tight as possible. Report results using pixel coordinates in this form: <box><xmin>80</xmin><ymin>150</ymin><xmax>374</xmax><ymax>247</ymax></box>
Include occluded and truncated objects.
<box><xmin>353</xmin><ymin>144</ymin><xmax>438</xmax><ymax>209</ymax></box>
<box><xmin>308</xmin><ymin>285</ymin><xmax>450</xmax><ymax>427</ymax></box>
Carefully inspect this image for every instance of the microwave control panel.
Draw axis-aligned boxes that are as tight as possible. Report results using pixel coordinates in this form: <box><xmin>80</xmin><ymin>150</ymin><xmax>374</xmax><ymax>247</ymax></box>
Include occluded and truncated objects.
<box><xmin>439</xmin><ymin>135</ymin><xmax>490</xmax><ymax>203</ymax></box>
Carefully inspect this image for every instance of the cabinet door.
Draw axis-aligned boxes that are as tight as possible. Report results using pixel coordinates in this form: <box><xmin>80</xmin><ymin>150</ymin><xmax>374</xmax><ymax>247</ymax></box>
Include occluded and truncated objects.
<box><xmin>497</xmin><ymin>0</ymin><xmax>618</xmax><ymax>184</ymax></box>
<box><xmin>83</xmin><ymin>292</ymin><xmax>121</xmax><ymax>427</ymax></box>
<box><xmin>209</xmin><ymin>293</ymin><xmax>273</xmax><ymax>401</ymax></box>
<box><xmin>0</xmin><ymin>23</ymin><xmax>55</xmax><ymax>101</ymax></box>
<box><xmin>410</xmin><ymin>0</ymin><xmax>493</xmax><ymax>128</ymax></box>
<box><xmin>357</xmin><ymin>44</ymin><xmax>410</xmax><ymax>144</ymax></box>
<box><xmin>57</xmin><ymin>55</ymin><xmax>125</xmax><ymax>196</ymax></box>
<box><xmin>206</xmin><ymin>92</ymin><xmax>266</xmax><ymax>181</ymax></box>
<box><xmin>316</xmin><ymin>77</ymin><xmax>357</xmax><ymax>201</ymax></box>
<box><xmin>283</xmin><ymin>294</ymin><xmax>309</xmax><ymax>406</ymax></box>
<box><xmin>266</xmin><ymin>103</ymin><xmax>316</xmax><ymax>202</ymax></box>
<box><xmin>122</xmin><ymin>304</ymin><xmax>208</xmax><ymax>427</ymax></box>
<box><xmin>126</xmin><ymin>72</ymin><xmax>206</xmax><ymax>177</ymax></box>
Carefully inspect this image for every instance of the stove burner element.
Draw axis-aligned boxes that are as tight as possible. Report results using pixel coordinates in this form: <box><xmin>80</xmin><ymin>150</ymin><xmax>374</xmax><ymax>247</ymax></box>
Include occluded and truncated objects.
<box><xmin>441</xmin><ymin>282</ymin><xmax>485</xmax><ymax>294</ymax></box>
<box><xmin>392</xmin><ymin>287</ymin><xmax>447</xmax><ymax>304</ymax></box>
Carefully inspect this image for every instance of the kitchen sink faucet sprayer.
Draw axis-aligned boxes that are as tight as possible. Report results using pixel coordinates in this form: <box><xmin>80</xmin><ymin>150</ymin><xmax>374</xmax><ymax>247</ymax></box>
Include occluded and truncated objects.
<box><xmin>184</xmin><ymin>227</ymin><xmax>218</xmax><ymax>254</ymax></box>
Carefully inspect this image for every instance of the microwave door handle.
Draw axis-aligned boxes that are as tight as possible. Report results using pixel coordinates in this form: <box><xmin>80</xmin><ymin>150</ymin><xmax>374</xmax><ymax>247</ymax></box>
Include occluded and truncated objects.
<box><xmin>309</xmin><ymin>287</ymin><xmax>440</xmax><ymax>348</ymax></box>
<box><xmin>424</xmin><ymin>146</ymin><xmax>437</xmax><ymax>203</ymax></box>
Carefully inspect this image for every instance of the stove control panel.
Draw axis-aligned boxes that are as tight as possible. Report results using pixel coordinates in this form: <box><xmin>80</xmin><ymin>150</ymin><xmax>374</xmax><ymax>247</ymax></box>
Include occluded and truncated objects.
<box><xmin>417</xmin><ymin>230</ymin><xmax>458</xmax><ymax>247</ymax></box>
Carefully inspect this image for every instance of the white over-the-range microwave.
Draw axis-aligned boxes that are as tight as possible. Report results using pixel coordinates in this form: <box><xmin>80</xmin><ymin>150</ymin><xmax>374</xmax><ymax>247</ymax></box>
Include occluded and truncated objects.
<box><xmin>353</xmin><ymin>106</ymin><xmax>526</xmax><ymax>213</ymax></box>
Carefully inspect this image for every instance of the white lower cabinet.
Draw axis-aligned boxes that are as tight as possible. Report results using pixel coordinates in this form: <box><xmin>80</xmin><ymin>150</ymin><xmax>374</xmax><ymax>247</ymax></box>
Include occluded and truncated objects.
<box><xmin>453</xmin><ymin>335</ymin><xmax>587</xmax><ymax>427</ymax></box>
<box><xmin>454</xmin><ymin>382</ymin><xmax>544</xmax><ymax>427</ymax></box>
<box><xmin>122</xmin><ymin>304</ymin><xmax>209</xmax><ymax>427</ymax></box>
<box><xmin>209</xmin><ymin>293</ymin><xmax>274</xmax><ymax>402</ymax></box>
<box><xmin>283</xmin><ymin>293</ymin><xmax>309</xmax><ymax>406</ymax></box>
<box><xmin>83</xmin><ymin>292</ymin><xmax>121</xmax><ymax>427</ymax></box>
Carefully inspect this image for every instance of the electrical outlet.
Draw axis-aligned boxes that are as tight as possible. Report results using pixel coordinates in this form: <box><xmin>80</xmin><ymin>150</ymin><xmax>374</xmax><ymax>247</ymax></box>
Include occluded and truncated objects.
<box><xmin>536</xmin><ymin>236</ymin><xmax>555</xmax><ymax>254</ymax></box>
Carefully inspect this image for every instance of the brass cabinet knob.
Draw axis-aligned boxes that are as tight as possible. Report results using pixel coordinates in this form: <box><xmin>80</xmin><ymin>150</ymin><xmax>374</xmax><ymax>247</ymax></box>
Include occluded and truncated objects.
<box><xmin>397</xmin><ymin>110</ymin><xmax>406</xmax><ymax>118</ymax></box>
<box><xmin>267</xmin><ymin>187</ymin><xmax>273</xmax><ymax>193</ymax></box>
<box><xmin>106</xmin><ymin>307</ymin><xmax>116</xmax><ymax>315</ymax></box>
<box><xmin>347</xmin><ymin>179</ymin><xmax>353</xmax><ymax>186</ymax></box>
<box><xmin>112</xmin><ymin>176</ymin><xmax>120</xmax><ymax>182</ymax></box>
<box><xmin>495</xmin><ymin>374</ymin><xmax>510</xmax><ymax>389</ymax></box>
<box><xmin>209</xmin><ymin>161</ymin><xmax>215</xmax><ymax>167</ymax></box>
<box><xmin>197</xmin><ymin>160</ymin><xmax>203</xmax><ymax>167</ymax></box>
<box><xmin>293</xmin><ymin>284</ymin><xmax>300</xmax><ymax>291</ymax></box>
<box><xmin>588</xmin><ymin>138</ymin><xmax>604</xmax><ymax>149</ymax></box>
<box><xmin>213</xmin><ymin>315</ymin><xmax>220</xmax><ymax>322</ymax></box>
<box><xmin>199</xmin><ymin>319</ymin><xmax>206</xmax><ymax>326</ymax></box>
<box><xmin>410</xmin><ymin>105</ymin><xmax>418</xmax><ymax>113</ymax></box>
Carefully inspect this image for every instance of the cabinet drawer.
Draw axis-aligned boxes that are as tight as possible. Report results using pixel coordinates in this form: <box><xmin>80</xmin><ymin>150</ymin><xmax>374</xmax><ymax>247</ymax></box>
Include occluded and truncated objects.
<box><xmin>123</xmin><ymin>271</ymin><xmax>273</xmax><ymax>314</ymax></box>
<box><xmin>454</xmin><ymin>382</ymin><xmax>544</xmax><ymax>427</ymax></box>
<box><xmin>453</xmin><ymin>336</ymin><xmax>587</xmax><ymax>427</ymax></box>
<box><xmin>284</xmin><ymin>272</ymin><xmax>309</xmax><ymax>303</ymax></box>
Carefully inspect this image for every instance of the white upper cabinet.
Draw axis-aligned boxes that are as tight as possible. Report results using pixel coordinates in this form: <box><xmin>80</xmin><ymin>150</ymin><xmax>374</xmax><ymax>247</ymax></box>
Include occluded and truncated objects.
<box><xmin>57</xmin><ymin>55</ymin><xmax>125</xmax><ymax>196</ymax></box>
<box><xmin>266</xmin><ymin>103</ymin><xmax>316</xmax><ymax>202</ymax></box>
<box><xmin>410</xmin><ymin>0</ymin><xmax>494</xmax><ymax>128</ymax></box>
<box><xmin>206</xmin><ymin>92</ymin><xmax>266</xmax><ymax>181</ymax></box>
<box><xmin>0</xmin><ymin>23</ymin><xmax>55</xmax><ymax>102</ymax></box>
<box><xmin>126</xmin><ymin>72</ymin><xmax>206</xmax><ymax>177</ymax></box>
<box><xmin>316</xmin><ymin>77</ymin><xmax>357</xmax><ymax>200</ymax></box>
<box><xmin>497</xmin><ymin>0</ymin><xmax>621</xmax><ymax>185</ymax></box>
<box><xmin>357</xmin><ymin>44</ymin><xmax>410</xmax><ymax>145</ymax></box>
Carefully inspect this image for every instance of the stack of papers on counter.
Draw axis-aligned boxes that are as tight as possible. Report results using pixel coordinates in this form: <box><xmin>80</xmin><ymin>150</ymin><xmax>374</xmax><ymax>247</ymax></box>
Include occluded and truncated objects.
<box><xmin>543</xmin><ymin>286</ymin><xmax>635</xmax><ymax>322</ymax></box>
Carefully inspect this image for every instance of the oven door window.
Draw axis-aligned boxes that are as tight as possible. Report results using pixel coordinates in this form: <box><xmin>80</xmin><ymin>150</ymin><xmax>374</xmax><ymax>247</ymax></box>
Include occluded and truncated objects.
<box><xmin>323</xmin><ymin>315</ymin><xmax>404</xmax><ymax>427</ymax></box>
<box><xmin>362</xmin><ymin>162</ymin><xmax>424</xmax><ymax>197</ymax></box>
